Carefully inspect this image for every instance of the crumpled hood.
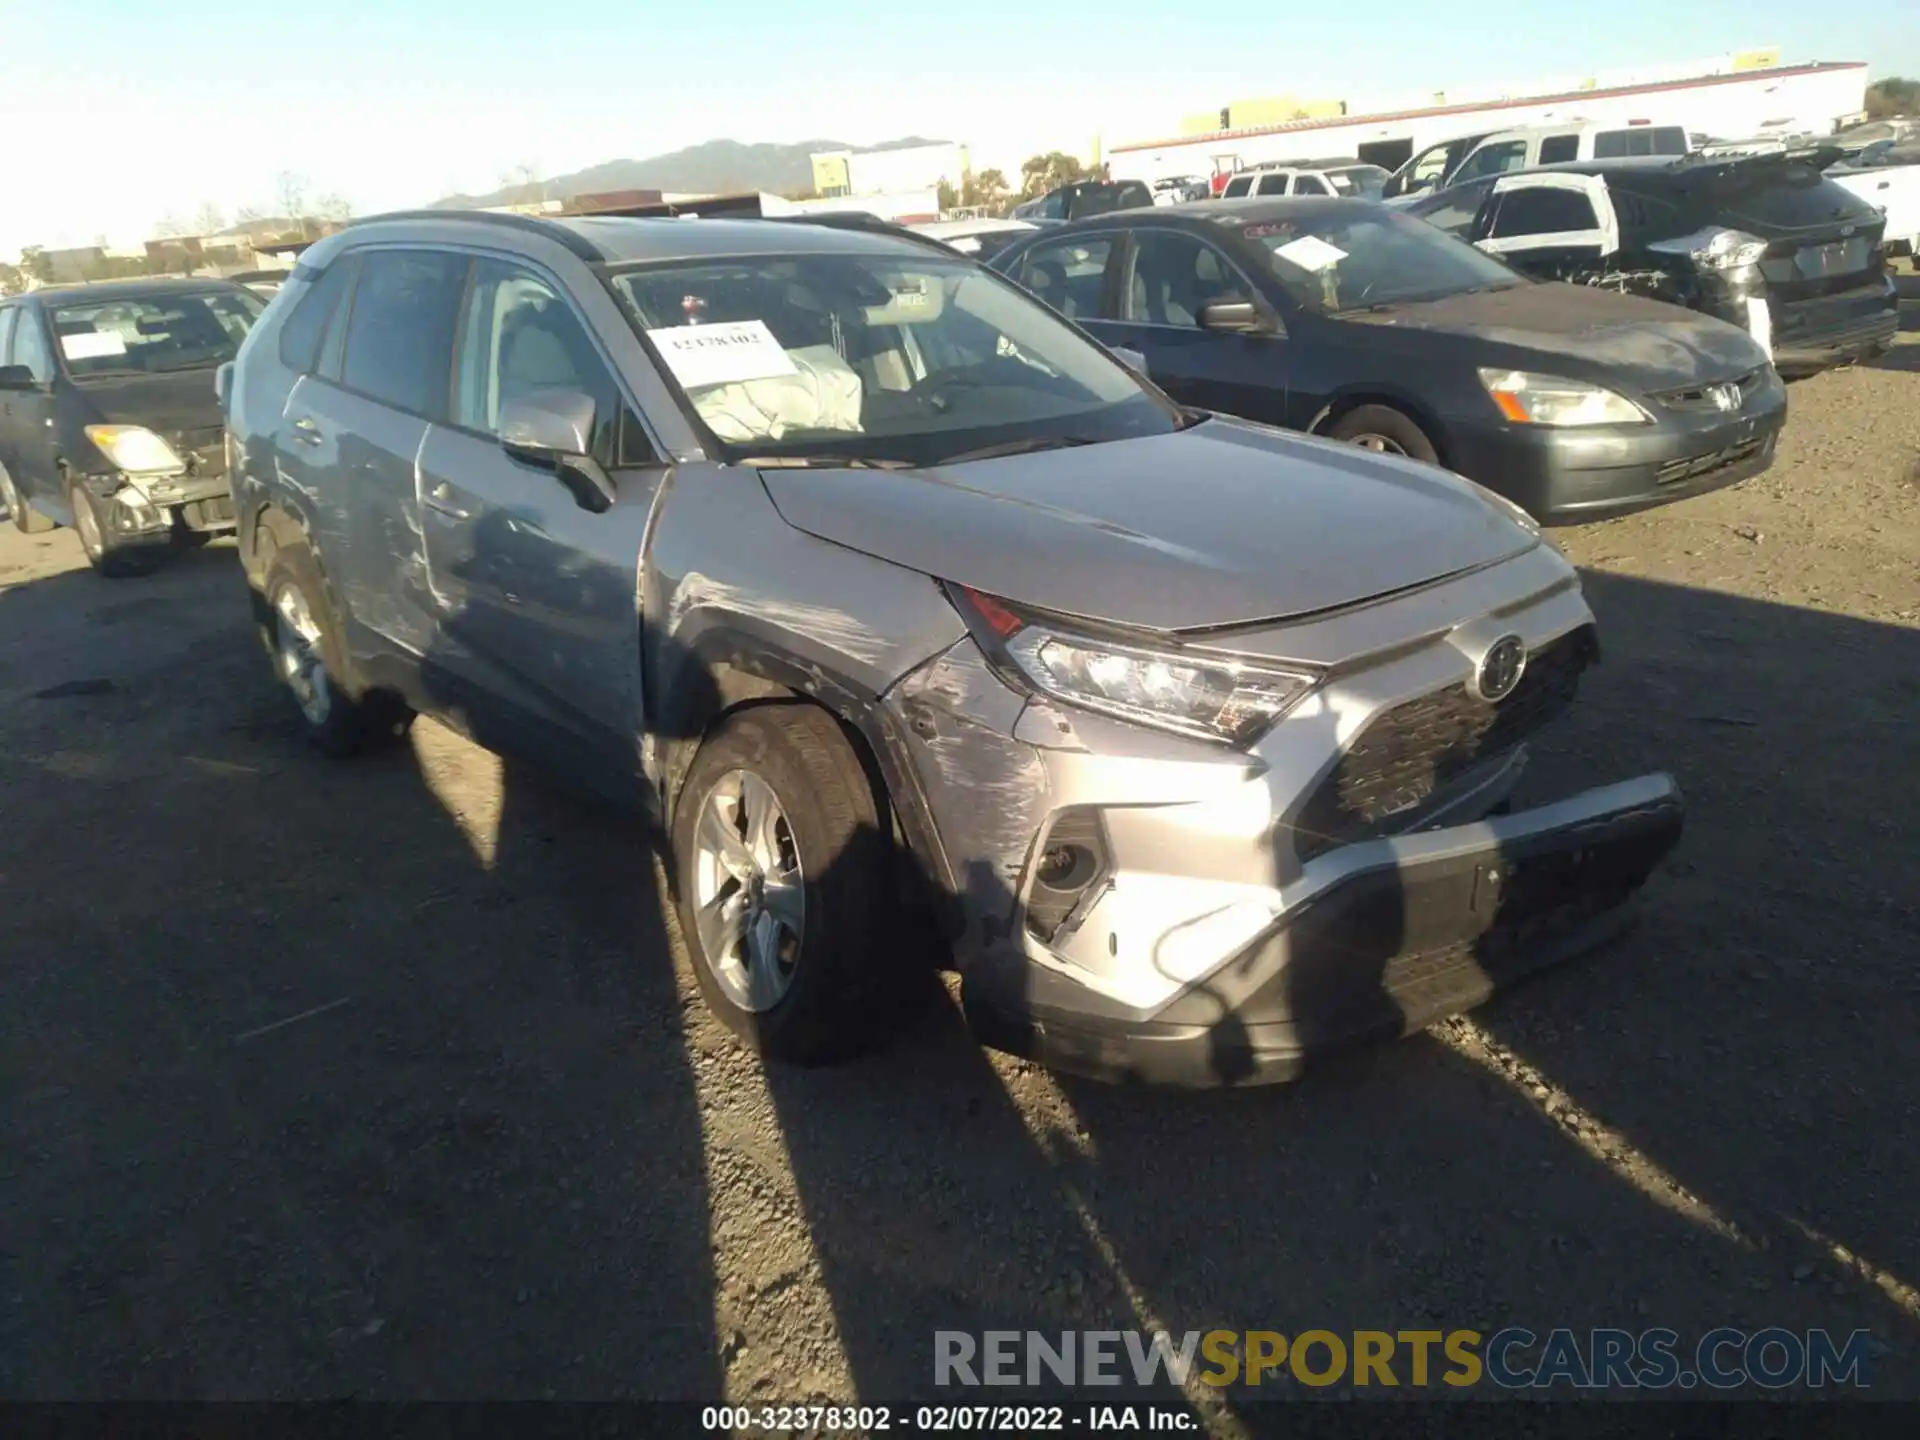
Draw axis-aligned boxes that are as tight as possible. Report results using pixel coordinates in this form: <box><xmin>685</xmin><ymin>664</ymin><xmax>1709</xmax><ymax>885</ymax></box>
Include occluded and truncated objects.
<box><xmin>71</xmin><ymin>367</ymin><xmax>224</xmax><ymax>432</ymax></box>
<box><xmin>759</xmin><ymin>417</ymin><xmax>1536</xmax><ymax>632</ymax></box>
<box><xmin>1348</xmin><ymin>281</ymin><xmax>1767</xmax><ymax>389</ymax></box>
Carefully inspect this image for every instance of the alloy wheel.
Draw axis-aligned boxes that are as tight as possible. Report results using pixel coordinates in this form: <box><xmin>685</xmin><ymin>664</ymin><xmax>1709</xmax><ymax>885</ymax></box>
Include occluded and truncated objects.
<box><xmin>690</xmin><ymin>769</ymin><xmax>806</xmax><ymax>1012</ymax></box>
<box><xmin>1348</xmin><ymin>433</ymin><xmax>1408</xmax><ymax>456</ymax></box>
<box><xmin>273</xmin><ymin>583</ymin><xmax>333</xmax><ymax>726</ymax></box>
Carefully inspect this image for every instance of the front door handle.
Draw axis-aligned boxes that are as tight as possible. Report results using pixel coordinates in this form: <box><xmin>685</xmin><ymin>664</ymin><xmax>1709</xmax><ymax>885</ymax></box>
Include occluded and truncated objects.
<box><xmin>423</xmin><ymin>480</ymin><xmax>470</xmax><ymax>520</ymax></box>
<box><xmin>288</xmin><ymin>416</ymin><xmax>322</xmax><ymax>447</ymax></box>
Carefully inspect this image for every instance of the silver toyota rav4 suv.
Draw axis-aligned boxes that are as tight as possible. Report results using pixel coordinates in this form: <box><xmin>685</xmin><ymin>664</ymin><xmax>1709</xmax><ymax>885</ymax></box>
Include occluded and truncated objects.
<box><xmin>221</xmin><ymin>210</ymin><xmax>1683</xmax><ymax>1085</ymax></box>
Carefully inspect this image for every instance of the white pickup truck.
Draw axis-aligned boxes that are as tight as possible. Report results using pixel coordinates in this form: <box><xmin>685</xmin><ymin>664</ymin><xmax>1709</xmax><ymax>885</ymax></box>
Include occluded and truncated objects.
<box><xmin>1829</xmin><ymin>154</ymin><xmax>1920</xmax><ymax>268</ymax></box>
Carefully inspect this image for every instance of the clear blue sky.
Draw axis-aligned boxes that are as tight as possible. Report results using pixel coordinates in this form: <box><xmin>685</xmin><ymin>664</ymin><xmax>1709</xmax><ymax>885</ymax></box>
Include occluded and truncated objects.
<box><xmin>2</xmin><ymin>0</ymin><xmax>1912</xmax><ymax>256</ymax></box>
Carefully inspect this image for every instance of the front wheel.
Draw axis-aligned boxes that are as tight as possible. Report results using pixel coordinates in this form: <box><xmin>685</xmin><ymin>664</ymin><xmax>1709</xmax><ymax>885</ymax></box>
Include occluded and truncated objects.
<box><xmin>1327</xmin><ymin>404</ymin><xmax>1440</xmax><ymax>464</ymax></box>
<box><xmin>69</xmin><ymin>480</ymin><xmax>164</xmax><ymax>577</ymax></box>
<box><xmin>1</xmin><ymin>464</ymin><xmax>55</xmax><ymax>535</ymax></box>
<box><xmin>671</xmin><ymin>704</ymin><xmax>900</xmax><ymax>1065</ymax></box>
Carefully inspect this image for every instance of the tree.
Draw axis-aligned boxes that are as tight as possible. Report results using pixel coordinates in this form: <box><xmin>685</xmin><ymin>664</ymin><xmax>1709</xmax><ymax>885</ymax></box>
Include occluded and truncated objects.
<box><xmin>964</xmin><ymin>168</ymin><xmax>1010</xmax><ymax>211</ymax></box>
<box><xmin>937</xmin><ymin>178</ymin><xmax>959</xmax><ymax>213</ymax></box>
<box><xmin>313</xmin><ymin>193</ymin><xmax>354</xmax><ymax>224</ymax></box>
<box><xmin>1865</xmin><ymin>77</ymin><xmax>1919</xmax><ymax>118</ymax></box>
<box><xmin>1019</xmin><ymin>151</ymin><xmax>1092</xmax><ymax>199</ymax></box>
<box><xmin>0</xmin><ymin>261</ymin><xmax>22</xmax><ymax>297</ymax></box>
<box><xmin>154</xmin><ymin>214</ymin><xmax>192</xmax><ymax>238</ymax></box>
<box><xmin>275</xmin><ymin>171</ymin><xmax>310</xmax><ymax>222</ymax></box>
<box><xmin>189</xmin><ymin>201</ymin><xmax>226</xmax><ymax>236</ymax></box>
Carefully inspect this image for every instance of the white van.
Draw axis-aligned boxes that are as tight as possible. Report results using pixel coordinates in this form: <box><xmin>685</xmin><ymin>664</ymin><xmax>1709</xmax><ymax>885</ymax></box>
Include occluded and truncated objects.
<box><xmin>1389</xmin><ymin>121</ymin><xmax>1689</xmax><ymax>199</ymax></box>
<box><xmin>1219</xmin><ymin>160</ymin><xmax>1393</xmax><ymax>200</ymax></box>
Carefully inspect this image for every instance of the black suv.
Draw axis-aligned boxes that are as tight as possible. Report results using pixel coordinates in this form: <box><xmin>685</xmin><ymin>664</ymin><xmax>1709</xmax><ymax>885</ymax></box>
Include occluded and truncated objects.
<box><xmin>0</xmin><ymin>278</ymin><xmax>264</xmax><ymax>575</ymax></box>
<box><xmin>1406</xmin><ymin>147</ymin><xmax>1898</xmax><ymax>376</ymax></box>
<box><xmin>1012</xmin><ymin>179</ymin><xmax>1153</xmax><ymax>225</ymax></box>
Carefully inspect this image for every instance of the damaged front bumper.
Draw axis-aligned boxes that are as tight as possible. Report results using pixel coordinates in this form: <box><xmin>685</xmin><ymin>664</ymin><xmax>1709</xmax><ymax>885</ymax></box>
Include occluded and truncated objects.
<box><xmin>80</xmin><ymin>470</ymin><xmax>236</xmax><ymax>539</ymax></box>
<box><xmin>960</xmin><ymin>773</ymin><xmax>1682</xmax><ymax>1086</ymax></box>
<box><xmin>882</xmin><ymin>550</ymin><xmax>1685</xmax><ymax>1087</ymax></box>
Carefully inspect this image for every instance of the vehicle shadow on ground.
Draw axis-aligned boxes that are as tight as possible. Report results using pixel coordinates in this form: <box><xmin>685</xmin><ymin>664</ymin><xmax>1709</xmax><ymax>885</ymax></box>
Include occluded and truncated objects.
<box><xmin>5</xmin><ymin>534</ymin><xmax>1918</xmax><ymax>1405</ymax></box>
<box><xmin>0</xmin><ymin>538</ymin><xmax>722</xmax><ymax>1399</ymax></box>
<box><xmin>753</xmin><ymin>568</ymin><xmax>1920</xmax><ymax>1407</ymax></box>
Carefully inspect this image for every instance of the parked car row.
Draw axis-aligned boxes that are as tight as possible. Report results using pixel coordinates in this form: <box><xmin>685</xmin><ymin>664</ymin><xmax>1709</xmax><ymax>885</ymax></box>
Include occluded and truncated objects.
<box><xmin>1403</xmin><ymin>144</ymin><xmax>1901</xmax><ymax>375</ymax></box>
<box><xmin>0</xmin><ymin>277</ymin><xmax>263</xmax><ymax>573</ymax></box>
<box><xmin>186</xmin><ymin>208</ymin><xmax>1684</xmax><ymax>1086</ymax></box>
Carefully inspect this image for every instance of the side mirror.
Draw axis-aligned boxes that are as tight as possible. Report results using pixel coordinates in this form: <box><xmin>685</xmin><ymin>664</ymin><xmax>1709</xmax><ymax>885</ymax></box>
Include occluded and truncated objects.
<box><xmin>0</xmin><ymin>364</ymin><xmax>40</xmax><ymax>392</ymax></box>
<box><xmin>1111</xmin><ymin>345</ymin><xmax>1148</xmax><ymax>375</ymax></box>
<box><xmin>498</xmin><ymin>389</ymin><xmax>617</xmax><ymax>514</ymax></box>
<box><xmin>1197</xmin><ymin>298</ymin><xmax>1275</xmax><ymax>335</ymax></box>
<box><xmin>214</xmin><ymin>361</ymin><xmax>234</xmax><ymax>409</ymax></box>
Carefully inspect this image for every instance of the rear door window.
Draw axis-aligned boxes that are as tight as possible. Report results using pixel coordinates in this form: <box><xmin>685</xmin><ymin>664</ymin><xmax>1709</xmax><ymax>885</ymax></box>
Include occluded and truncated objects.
<box><xmin>1537</xmin><ymin>134</ymin><xmax>1579</xmax><ymax>165</ymax></box>
<box><xmin>1594</xmin><ymin>126</ymin><xmax>1690</xmax><ymax>159</ymax></box>
<box><xmin>338</xmin><ymin>249</ymin><xmax>469</xmax><ymax>419</ymax></box>
<box><xmin>1018</xmin><ymin>235</ymin><xmax>1117</xmax><ymax>321</ymax></box>
<box><xmin>1254</xmin><ymin>174</ymin><xmax>1290</xmax><ymax>195</ymax></box>
<box><xmin>1489</xmin><ymin>186</ymin><xmax>1599</xmax><ymax>237</ymax></box>
<box><xmin>1293</xmin><ymin>175</ymin><xmax>1330</xmax><ymax>195</ymax></box>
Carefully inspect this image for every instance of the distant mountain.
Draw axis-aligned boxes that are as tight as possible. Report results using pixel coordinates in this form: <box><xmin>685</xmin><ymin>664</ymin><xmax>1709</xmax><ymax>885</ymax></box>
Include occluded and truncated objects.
<box><xmin>430</xmin><ymin>136</ymin><xmax>952</xmax><ymax>209</ymax></box>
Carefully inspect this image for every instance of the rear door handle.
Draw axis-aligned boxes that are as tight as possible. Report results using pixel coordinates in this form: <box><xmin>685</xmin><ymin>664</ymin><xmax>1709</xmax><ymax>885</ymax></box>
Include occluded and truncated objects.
<box><xmin>424</xmin><ymin>480</ymin><xmax>470</xmax><ymax>520</ymax></box>
<box><xmin>288</xmin><ymin>416</ymin><xmax>322</xmax><ymax>447</ymax></box>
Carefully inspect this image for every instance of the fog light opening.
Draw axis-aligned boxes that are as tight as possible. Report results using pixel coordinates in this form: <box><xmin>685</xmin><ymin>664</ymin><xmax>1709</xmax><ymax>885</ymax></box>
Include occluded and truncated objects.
<box><xmin>1024</xmin><ymin>810</ymin><xmax>1112</xmax><ymax>944</ymax></box>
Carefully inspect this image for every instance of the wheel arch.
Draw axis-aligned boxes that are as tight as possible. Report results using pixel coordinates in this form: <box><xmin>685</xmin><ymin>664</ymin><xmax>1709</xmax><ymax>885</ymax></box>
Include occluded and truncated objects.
<box><xmin>1307</xmin><ymin>388</ymin><xmax>1453</xmax><ymax>466</ymax></box>
<box><xmin>653</xmin><ymin>632</ymin><xmax>960</xmax><ymax>935</ymax></box>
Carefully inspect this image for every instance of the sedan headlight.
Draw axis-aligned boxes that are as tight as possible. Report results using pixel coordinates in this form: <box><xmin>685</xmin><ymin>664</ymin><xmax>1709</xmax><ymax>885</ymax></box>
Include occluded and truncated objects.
<box><xmin>1477</xmin><ymin>369</ymin><xmax>1649</xmax><ymax>427</ymax></box>
<box><xmin>84</xmin><ymin>425</ymin><xmax>185</xmax><ymax>475</ymax></box>
<box><xmin>949</xmin><ymin>585</ymin><xmax>1318</xmax><ymax>746</ymax></box>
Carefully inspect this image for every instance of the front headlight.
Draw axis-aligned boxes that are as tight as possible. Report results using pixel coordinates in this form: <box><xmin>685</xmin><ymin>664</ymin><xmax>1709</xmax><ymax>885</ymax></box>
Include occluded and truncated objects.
<box><xmin>1477</xmin><ymin>369</ymin><xmax>1649</xmax><ymax>427</ymax></box>
<box><xmin>84</xmin><ymin>425</ymin><xmax>185</xmax><ymax>475</ymax></box>
<box><xmin>949</xmin><ymin>585</ymin><xmax>1318</xmax><ymax>746</ymax></box>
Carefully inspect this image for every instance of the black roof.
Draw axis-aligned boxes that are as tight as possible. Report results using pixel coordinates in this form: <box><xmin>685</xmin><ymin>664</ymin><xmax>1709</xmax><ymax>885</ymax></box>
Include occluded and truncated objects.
<box><xmin>1500</xmin><ymin>145</ymin><xmax>1848</xmax><ymax>185</ymax></box>
<box><xmin>8</xmin><ymin>276</ymin><xmax>247</xmax><ymax>306</ymax></box>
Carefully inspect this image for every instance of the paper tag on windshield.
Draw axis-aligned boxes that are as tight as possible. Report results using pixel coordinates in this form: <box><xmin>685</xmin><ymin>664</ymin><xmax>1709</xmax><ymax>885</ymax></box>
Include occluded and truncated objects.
<box><xmin>647</xmin><ymin>320</ymin><xmax>797</xmax><ymax>389</ymax></box>
<box><xmin>60</xmin><ymin>332</ymin><xmax>128</xmax><ymax>360</ymax></box>
<box><xmin>1272</xmin><ymin>235</ymin><xmax>1347</xmax><ymax>272</ymax></box>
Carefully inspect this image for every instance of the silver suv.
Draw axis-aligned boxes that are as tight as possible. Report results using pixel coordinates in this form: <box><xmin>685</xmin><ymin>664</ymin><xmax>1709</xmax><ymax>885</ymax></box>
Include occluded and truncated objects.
<box><xmin>221</xmin><ymin>210</ymin><xmax>1683</xmax><ymax>1085</ymax></box>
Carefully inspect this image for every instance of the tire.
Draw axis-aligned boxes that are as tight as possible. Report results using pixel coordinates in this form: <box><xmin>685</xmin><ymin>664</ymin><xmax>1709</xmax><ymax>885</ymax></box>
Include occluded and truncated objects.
<box><xmin>1327</xmin><ymin>404</ymin><xmax>1440</xmax><ymax>464</ymax></box>
<box><xmin>68</xmin><ymin>480</ymin><xmax>164</xmax><ymax>577</ymax></box>
<box><xmin>262</xmin><ymin>539</ymin><xmax>414</xmax><ymax>757</ymax></box>
<box><xmin>1</xmin><ymin>464</ymin><xmax>55</xmax><ymax>535</ymax></box>
<box><xmin>671</xmin><ymin>703</ymin><xmax>900</xmax><ymax>1065</ymax></box>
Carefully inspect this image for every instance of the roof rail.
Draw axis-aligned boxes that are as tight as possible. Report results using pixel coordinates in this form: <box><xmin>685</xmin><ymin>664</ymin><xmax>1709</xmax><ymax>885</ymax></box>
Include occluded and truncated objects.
<box><xmin>346</xmin><ymin>208</ymin><xmax>604</xmax><ymax>261</ymax></box>
<box><xmin>763</xmin><ymin>211</ymin><xmax>966</xmax><ymax>256</ymax></box>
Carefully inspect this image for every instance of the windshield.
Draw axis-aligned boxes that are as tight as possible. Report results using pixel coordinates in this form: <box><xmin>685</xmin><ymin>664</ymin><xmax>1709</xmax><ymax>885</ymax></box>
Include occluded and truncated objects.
<box><xmin>52</xmin><ymin>288</ymin><xmax>264</xmax><ymax>378</ymax></box>
<box><xmin>607</xmin><ymin>252</ymin><xmax>1183</xmax><ymax>466</ymax></box>
<box><xmin>1325</xmin><ymin>166</ymin><xmax>1390</xmax><ymax>199</ymax></box>
<box><xmin>1229</xmin><ymin>206</ymin><xmax>1523</xmax><ymax>312</ymax></box>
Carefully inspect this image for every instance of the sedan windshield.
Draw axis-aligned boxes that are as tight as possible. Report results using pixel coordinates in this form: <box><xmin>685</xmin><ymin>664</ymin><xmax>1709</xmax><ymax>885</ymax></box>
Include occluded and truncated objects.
<box><xmin>1229</xmin><ymin>206</ymin><xmax>1524</xmax><ymax>312</ymax></box>
<box><xmin>607</xmin><ymin>253</ymin><xmax>1183</xmax><ymax>466</ymax></box>
<box><xmin>52</xmin><ymin>289</ymin><xmax>264</xmax><ymax>378</ymax></box>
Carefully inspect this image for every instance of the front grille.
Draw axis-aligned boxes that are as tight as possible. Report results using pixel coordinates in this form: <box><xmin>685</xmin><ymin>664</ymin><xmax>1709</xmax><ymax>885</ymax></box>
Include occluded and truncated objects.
<box><xmin>1291</xmin><ymin>628</ymin><xmax>1594</xmax><ymax>861</ymax></box>
<box><xmin>168</xmin><ymin>425</ymin><xmax>226</xmax><ymax>480</ymax></box>
<box><xmin>1656</xmin><ymin>436</ymin><xmax>1766</xmax><ymax>487</ymax></box>
<box><xmin>1652</xmin><ymin>368</ymin><xmax>1765</xmax><ymax>413</ymax></box>
<box><xmin>181</xmin><ymin>494</ymin><xmax>235</xmax><ymax>529</ymax></box>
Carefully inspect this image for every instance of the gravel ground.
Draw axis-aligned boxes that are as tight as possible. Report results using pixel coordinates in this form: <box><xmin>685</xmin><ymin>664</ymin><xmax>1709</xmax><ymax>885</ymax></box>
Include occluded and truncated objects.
<box><xmin>2</xmin><ymin>285</ymin><xmax>1916</xmax><ymax>1412</ymax></box>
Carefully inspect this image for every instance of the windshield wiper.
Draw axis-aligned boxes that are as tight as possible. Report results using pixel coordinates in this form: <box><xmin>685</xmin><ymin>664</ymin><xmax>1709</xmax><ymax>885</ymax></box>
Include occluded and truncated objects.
<box><xmin>736</xmin><ymin>453</ymin><xmax>912</xmax><ymax>471</ymax></box>
<box><xmin>937</xmin><ymin>435</ymin><xmax>1101</xmax><ymax>465</ymax></box>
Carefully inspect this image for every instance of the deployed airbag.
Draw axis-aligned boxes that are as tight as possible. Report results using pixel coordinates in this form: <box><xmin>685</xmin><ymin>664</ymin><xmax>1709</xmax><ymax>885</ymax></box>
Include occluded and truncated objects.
<box><xmin>691</xmin><ymin>345</ymin><xmax>865</xmax><ymax>444</ymax></box>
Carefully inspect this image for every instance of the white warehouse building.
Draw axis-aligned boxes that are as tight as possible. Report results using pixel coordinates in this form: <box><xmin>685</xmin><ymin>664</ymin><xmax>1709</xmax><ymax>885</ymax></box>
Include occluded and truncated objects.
<box><xmin>810</xmin><ymin>141</ymin><xmax>970</xmax><ymax>199</ymax></box>
<box><xmin>1106</xmin><ymin>58</ymin><xmax>1870</xmax><ymax>187</ymax></box>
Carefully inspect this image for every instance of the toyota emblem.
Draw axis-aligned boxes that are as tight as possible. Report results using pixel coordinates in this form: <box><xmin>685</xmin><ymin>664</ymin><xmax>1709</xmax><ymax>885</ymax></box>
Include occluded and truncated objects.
<box><xmin>1710</xmin><ymin>383</ymin><xmax>1741</xmax><ymax>413</ymax></box>
<box><xmin>1473</xmin><ymin>635</ymin><xmax>1528</xmax><ymax>702</ymax></box>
